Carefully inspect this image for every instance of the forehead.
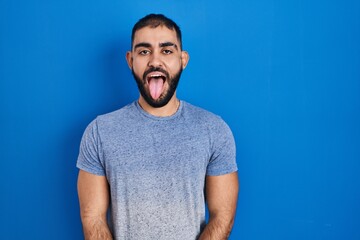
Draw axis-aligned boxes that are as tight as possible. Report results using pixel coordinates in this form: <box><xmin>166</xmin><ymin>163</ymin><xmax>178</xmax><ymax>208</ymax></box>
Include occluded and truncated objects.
<box><xmin>133</xmin><ymin>26</ymin><xmax>179</xmax><ymax>47</ymax></box>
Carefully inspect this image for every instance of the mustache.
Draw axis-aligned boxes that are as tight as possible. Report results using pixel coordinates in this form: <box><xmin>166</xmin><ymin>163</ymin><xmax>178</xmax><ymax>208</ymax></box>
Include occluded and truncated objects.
<box><xmin>143</xmin><ymin>67</ymin><xmax>170</xmax><ymax>80</ymax></box>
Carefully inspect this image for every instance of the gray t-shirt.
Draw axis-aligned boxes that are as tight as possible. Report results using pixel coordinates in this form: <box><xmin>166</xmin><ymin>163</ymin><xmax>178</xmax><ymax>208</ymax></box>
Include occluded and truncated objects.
<box><xmin>77</xmin><ymin>100</ymin><xmax>237</xmax><ymax>240</ymax></box>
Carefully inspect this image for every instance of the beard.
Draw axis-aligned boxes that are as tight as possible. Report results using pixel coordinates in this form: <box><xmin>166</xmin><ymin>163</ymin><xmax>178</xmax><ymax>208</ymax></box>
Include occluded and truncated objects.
<box><xmin>132</xmin><ymin>66</ymin><xmax>182</xmax><ymax>108</ymax></box>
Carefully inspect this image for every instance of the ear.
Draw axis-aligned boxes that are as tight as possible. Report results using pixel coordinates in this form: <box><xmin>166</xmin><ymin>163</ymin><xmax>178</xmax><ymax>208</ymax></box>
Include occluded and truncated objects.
<box><xmin>126</xmin><ymin>51</ymin><xmax>133</xmax><ymax>69</ymax></box>
<box><xmin>181</xmin><ymin>51</ymin><xmax>189</xmax><ymax>69</ymax></box>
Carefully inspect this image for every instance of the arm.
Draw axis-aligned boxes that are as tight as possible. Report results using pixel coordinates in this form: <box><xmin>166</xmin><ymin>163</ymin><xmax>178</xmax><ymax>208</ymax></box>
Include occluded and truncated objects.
<box><xmin>199</xmin><ymin>172</ymin><xmax>239</xmax><ymax>240</ymax></box>
<box><xmin>77</xmin><ymin>170</ymin><xmax>113</xmax><ymax>240</ymax></box>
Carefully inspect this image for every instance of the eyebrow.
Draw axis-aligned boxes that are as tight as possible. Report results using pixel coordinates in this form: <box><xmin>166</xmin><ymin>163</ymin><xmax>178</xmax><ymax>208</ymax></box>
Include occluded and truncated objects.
<box><xmin>134</xmin><ymin>42</ymin><xmax>178</xmax><ymax>50</ymax></box>
<box><xmin>159</xmin><ymin>42</ymin><xmax>178</xmax><ymax>50</ymax></box>
<box><xmin>134</xmin><ymin>42</ymin><xmax>151</xmax><ymax>50</ymax></box>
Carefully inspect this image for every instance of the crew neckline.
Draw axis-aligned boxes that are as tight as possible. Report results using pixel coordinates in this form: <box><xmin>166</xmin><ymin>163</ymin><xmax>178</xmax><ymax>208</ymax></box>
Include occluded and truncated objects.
<box><xmin>134</xmin><ymin>100</ymin><xmax>184</xmax><ymax>121</ymax></box>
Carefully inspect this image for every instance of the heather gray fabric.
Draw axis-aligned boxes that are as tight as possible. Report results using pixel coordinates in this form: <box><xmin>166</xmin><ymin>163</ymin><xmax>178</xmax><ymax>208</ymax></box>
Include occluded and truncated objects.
<box><xmin>77</xmin><ymin>100</ymin><xmax>237</xmax><ymax>240</ymax></box>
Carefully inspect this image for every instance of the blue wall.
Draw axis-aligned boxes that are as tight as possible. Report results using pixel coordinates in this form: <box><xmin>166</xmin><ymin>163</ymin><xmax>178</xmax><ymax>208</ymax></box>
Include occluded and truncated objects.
<box><xmin>1</xmin><ymin>0</ymin><xmax>359</xmax><ymax>239</ymax></box>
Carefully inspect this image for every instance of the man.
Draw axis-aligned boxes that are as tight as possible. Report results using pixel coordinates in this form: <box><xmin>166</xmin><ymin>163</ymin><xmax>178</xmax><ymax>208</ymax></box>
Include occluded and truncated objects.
<box><xmin>77</xmin><ymin>14</ymin><xmax>238</xmax><ymax>240</ymax></box>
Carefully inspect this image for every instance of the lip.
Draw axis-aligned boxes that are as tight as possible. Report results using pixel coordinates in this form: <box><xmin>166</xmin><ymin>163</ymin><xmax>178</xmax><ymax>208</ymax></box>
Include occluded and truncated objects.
<box><xmin>145</xmin><ymin>71</ymin><xmax>167</xmax><ymax>84</ymax></box>
<box><xmin>147</xmin><ymin>71</ymin><xmax>166</xmax><ymax>78</ymax></box>
<box><xmin>143</xmin><ymin>68</ymin><xmax>169</xmax><ymax>83</ymax></box>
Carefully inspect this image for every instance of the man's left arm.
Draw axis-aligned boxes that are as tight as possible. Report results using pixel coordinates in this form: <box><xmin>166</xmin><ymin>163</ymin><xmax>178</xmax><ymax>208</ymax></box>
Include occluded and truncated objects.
<box><xmin>199</xmin><ymin>171</ymin><xmax>239</xmax><ymax>240</ymax></box>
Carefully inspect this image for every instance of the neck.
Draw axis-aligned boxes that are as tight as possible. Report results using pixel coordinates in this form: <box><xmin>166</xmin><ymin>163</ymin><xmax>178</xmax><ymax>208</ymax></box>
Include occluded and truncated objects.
<box><xmin>138</xmin><ymin>94</ymin><xmax>180</xmax><ymax>117</ymax></box>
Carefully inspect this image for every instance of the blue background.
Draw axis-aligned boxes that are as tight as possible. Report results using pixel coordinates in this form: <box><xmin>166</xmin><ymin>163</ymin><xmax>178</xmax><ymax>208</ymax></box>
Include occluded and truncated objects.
<box><xmin>1</xmin><ymin>0</ymin><xmax>359</xmax><ymax>239</ymax></box>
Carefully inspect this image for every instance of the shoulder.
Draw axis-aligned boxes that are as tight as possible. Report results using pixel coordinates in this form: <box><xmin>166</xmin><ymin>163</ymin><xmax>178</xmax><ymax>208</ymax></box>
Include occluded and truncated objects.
<box><xmin>82</xmin><ymin>102</ymin><xmax>138</xmax><ymax>137</ymax></box>
<box><xmin>182</xmin><ymin>101</ymin><xmax>221</xmax><ymax>121</ymax></box>
<box><xmin>182</xmin><ymin>101</ymin><xmax>230</xmax><ymax>129</ymax></box>
<box><xmin>95</xmin><ymin>102</ymin><xmax>137</xmax><ymax>125</ymax></box>
<box><xmin>182</xmin><ymin>101</ymin><xmax>234</xmax><ymax>147</ymax></box>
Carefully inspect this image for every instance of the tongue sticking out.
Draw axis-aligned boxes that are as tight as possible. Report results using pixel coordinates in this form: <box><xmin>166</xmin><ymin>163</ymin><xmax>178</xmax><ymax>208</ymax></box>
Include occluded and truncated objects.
<box><xmin>148</xmin><ymin>78</ymin><xmax>164</xmax><ymax>100</ymax></box>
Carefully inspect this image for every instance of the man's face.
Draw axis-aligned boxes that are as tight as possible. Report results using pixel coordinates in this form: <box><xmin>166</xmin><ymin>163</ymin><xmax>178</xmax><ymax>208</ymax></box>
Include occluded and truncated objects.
<box><xmin>126</xmin><ymin>26</ymin><xmax>189</xmax><ymax>108</ymax></box>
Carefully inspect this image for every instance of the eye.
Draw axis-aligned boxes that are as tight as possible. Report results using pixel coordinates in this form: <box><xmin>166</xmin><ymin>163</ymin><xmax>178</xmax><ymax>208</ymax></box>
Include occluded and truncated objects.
<box><xmin>162</xmin><ymin>49</ymin><xmax>173</xmax><ymax>55</ymax></box>
<box><xmin>139</xmin><ymin>49</ymin><xmax>150</xmax><ymax>55</ymax></box>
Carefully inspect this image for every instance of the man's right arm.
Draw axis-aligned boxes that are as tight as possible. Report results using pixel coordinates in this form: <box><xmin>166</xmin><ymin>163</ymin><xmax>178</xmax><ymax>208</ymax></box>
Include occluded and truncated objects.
<box><xmin>77</xmin><ymin>170</ymin><xmax>113</xmax><ymax>240</ymax></box>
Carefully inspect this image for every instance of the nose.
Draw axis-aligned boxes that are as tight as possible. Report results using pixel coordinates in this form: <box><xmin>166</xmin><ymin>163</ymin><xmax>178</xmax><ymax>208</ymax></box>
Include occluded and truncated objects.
<box><xmin>148</xmin><ymin>51</ymin><xmax>163</xmax><ymax>68</ymax></box>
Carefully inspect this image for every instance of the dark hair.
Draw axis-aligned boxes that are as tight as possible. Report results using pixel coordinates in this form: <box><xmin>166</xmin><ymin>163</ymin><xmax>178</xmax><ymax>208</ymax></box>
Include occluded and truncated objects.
<box><xmin>131</xmin><ymin>14</ymin><xmax>182</xmax><ymax>50</ymax></box>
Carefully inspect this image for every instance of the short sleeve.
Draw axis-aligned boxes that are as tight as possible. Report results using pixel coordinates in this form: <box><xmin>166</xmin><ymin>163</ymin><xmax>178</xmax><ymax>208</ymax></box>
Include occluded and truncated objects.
<box><xmin>76</xmin><ymin>119</ymin><xmax>106</xmax><ymax>176</ymax></box>
<box><xmin>206</xmin><ymin>119</ymin><xmax>237</xmax><ymax>176</ymax></box>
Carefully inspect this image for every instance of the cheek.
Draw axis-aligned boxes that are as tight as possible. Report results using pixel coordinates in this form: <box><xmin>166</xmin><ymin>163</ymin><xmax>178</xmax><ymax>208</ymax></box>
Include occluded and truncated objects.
<box><xmin>132</xmin><ymin>59</ymin><xmax>146</xmax><ymax>73</ymax></box>
<box><xmin>168</xmin><ymin>58</ymin><xmax>183</xmax><ymax>71</ymax></box>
